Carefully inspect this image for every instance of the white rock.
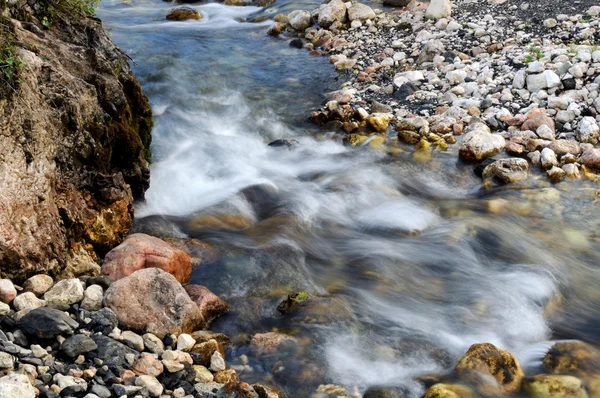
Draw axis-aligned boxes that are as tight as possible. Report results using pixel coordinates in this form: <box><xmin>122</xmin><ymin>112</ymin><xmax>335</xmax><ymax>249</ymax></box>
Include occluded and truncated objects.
<box><xmin>143</xmin><ymin>334</ymin><xmax>164</xmax><ymax>356</ymax></box>
<box><xmin>446</xmin><ymin>70</ymin><xmax>467</xmax><ymax>85</ymax></box>
<box><xmin>22</xmin><ymin>275</ymin><xmax>53</xmax><ymax>296</ymax></box>
<box><xmin>53</xmin><ymin>374</ymin><xmax>87</xmax><ymax>391</ymax></box>
<box><xmin>121</xmin><ymin>331</ymin><xmax>145</xmax><ymax>351</ymax></box>
<box><xmin>176</xmin><ymin>334</ymin><xmax>196</xmax><ymax>352</ymax></box>
<box><xmin>287</xmin><ymin>10</ymin><xmax>312</xmax><ymax>31</ymax></box>
<box><xmin>318</xmin><ymin>0</ymin><xmax>346</xmax><ymax>28</ymax></box>
<box><xmin>513</xmin><ymin>70</ymin><xmax>526</xmax><ymax>89</ymax></box>
<box><xmin>13</xmin><ymin>292</ymin><xmax>45</xmax><ymax>312</ymax></box>
<box><xmin>527</xmin><ymin>61</ymin><xmax>545</xmax><ymax>74</ymax></box>
<box><xmin>536</xmin><ymin>125</ymin><xmax>555</xmax><ymax>140</ymax></box>
<box><xmin>543</xmin><ymin>18</ymin><xmax>557</xmax><ymax>28</ymax></box>
<box><xmin>81</xmin><ymin>285</ymin><xmax>103</xmax><ymax>311</ymax></box>
<box><xmin>0</xmin><ymin>353</ymin><xmax>14</xmax><ymax>370</ymax></box>
<box><xmin>209</xmin><ymin>351</ymin><xmax>226</xmax><ymax>372</ymax></box>
<box><xmin>540</xmin><ymin>148</ymin><xmax>558</xmax><ymax>169</ymax></box>
<box><xmin>136</xmin><ymin>375</ymin><xmax>163</xmax><ymax>398</ymax></box>
<box><xmin>577</xmin><ymin>117</ymin><xmax>600</xmax><ymax>144</ymax></box>
<box><xmin>43</xmin><ymin>279</ymin><xmax>84</xmax><ymax>305</ymax></box>
<box><xmin>526</xmin><ymin>70</ymin><xmax>560</xmax><ymax>91</ymax></box>
<box><xmin>393</xmin><ymin>71</ymin><xmax>424</xmax><ymax>87</ymax></box>
<box><xmin>446</xmin><ymin>20</ymin><xmax>461</xmax><ymax>31</ymax></box>
<box><xmin>0</xmin><ymin>373</ymin><xmax>35</xmax><ymax>398</ymax></box>
<box><xmin>0</xmin><ymin>303</ymin><xmax>10</xmax><ymax>316</ymax></box>
<box><xmin>547</xmin><ymin>96</ymin><xmax>569</xmax><ymax>110</ymax></box>
<box><xmin>587</xmin><ymin>6</ymin><xmax>600</xmax><ymax>16</ymax></box>
<box><xmin>425</xmin><ymin>0</ymin><xmax>451</xmax><ymax>19</ymax></box>
<box><xmin>347</xmin><ymin>3</ymin><xmax>375</xmax><ymax>21</ymax></box>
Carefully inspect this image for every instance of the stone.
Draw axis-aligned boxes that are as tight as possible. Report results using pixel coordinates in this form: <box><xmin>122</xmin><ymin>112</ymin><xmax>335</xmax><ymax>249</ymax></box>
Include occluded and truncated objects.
<box><xmin>166</xmin><ymin>7</ymin><xmax>202</xmax><ymax>21</ymax></box>
<box><xmin>192</xmin><ymin>339</ymin><xmax>224</xmax><ymax>367</ymax></box>
<box><xmin>193</xmin><ymin>365</ymin><xmax>214</xmax><ymax>383</ymax></box>
<box><xmin>0</xmin><ymin>302</ymin><xmax>9</xmax><ymax>316</ymax></box>
<box><xmin>101</xmin><ymin>233</ymin><xmax>192</xmax><ymax>283</ymax></box>
<box><xmin>43</xmin><ymin>278</ymin><xmax>84</xmax><ymax>305</ymax></box>
<box><xmin>19</xmin><ymin>307</ymin><xmax>79</xmax><ymax>339</ymax></box>
<box><xmin>113</xmin><ymin>384</ymin><xmax>143</xmax><ymax>396</ymax></box>
<box><xmin>579</xmin><ymin>148</ymin><xmax>600</xmax><ymax>170</ymax></box>
<box><xmin>424</xmin><ymin>384</ymin><xmax>475</xmax><ymax>398</ymax></box>
<box><xmin>22</xmin><ymin>275</ymin><xmax>53</xmax><ymax>296</ymax></box>
<box><xmin>103</xmin><ymin>268</ymin><xmax>202</xmax><ymax>338</ymax></box>
<box><xmin>541</xmin><ymin>148</ymin><xmax>558</xmax><ymax>169</ymax></box>
<box><xmin>563</xmin><ymin>164</ymin><xmax>581</xmax><ymax>179</ymax></box>
<box><xmin>522</xmin><ymin>115</ymin><xmax>555</xmax><ymax>133</ymax></box>
<box><xmin>90</xmin><ymin>335</ymin><xmax>140</xmax><ymax>368</ymax></box>
<box><xmin>482</xmin><ymin>159</ymin><xmax>529</xmax><ymax>184</ymax></box>
<box><xmin>90</xmin><ymin>384</ymin><xmax>111</xmax><ymax>398</ymax></box>
<box><xmin>455</xmin><ymin>343</ymin><xmax>523</xmax><ymax>394</ymax></box>
<box><xmin>526</xmin><ymin>71</ymin><xmax>561</xmax><ymax>91</ymax></box>
<box><xmin>425</xmin><ymin>0</ymin><xmax>452</xmax><ymax>19</ymax></box>
<box><xmin>287</xmin><ymin>10</ymin><xmax>311</xmax><ymax>31</ymax></box>
<box><xmin>12</xmin><ymin>293</ymin><xmax>45</xmax><ymax>312</ymax></box>
<box><xmin>0</xmin><ymin>373</ymin><xmax>36</xmax><ymax>398</ymax></box>
<box><xmin>121</xmin><ymin>330</ymin><xmax>145</xmax><ymax>351</ymax></box>
<box><xmin>249</xmin><ymin>332</ymin><xmax>297</xmax><ymax>357</ymax></box>
<box><xmin>136</xmin><ymin>375</ymin><xmax>163</xmax><ymax>397</ymax></box>
<box><xmin>382</xmin><ymin>0</ymin><xmax>410</xmax><ymax>7</ymax></box>
<box><xmin>367</xmin><ymin>113</ymin><xmax>393</xmax><ymax>132</ymax></box>
<box><xmin>210</xmin><ymin>351</ymin><xmax>226</xmax><ymax>372</ymax></box>
<box><xmin>53</xmin><ymin>373</ymin><xmax>87</xmax><ymax>391</ymax></box>
<box><xmin>522</xmin><ymin>375</ymin><xmax>587</xmax><ymax>398</ymax></box>
<box><xmin>133</xmin><ymin>353</ymin><xmax>164</xmax><ymax>376</ymax></box>
<box><xmin>547</xmin><ymin>140</ymin><xmax>581</xmax><ymax>157</ymax></box>
<box><xmin>458</xmin><ymin>125</ymin><xmax>506</xmax><ymax>161</ymax></box>
<box><xmin>318</xmin><ymin>0</ymin><xmax>347</xmax><ymax>28</ymax></box>
<box><xmin>0</xmin><ymin>353</ymin><xmax>14</xmax><ymax>370</ymax></box>
<box><xmin>162</xmin><ymin>359</ymin><xmax>184</xmax><ymax>372</ymax></box>
<box><xmin>143</xmin><ymin>333</ymin><xmax>165</xmax><ymax>356</ymax></box>
<box><xmin>347</xmin><ymin>3</ymin><xmax>375</xmax><ymax>22</ymax></box>
<box><xmin>61</xmin><ymin>335</ymin><xmax>98</xmax><ymax>357</ymax></box>
<box><xmin>81</xmin><ymin>285</ymin><xmax>103</xmax><ymax>311</ymax></box>
<box><xmin>536</xmin><ymin>125</ymin><xmax>555</xmax><ymax>140</ymax></box>
<box><xmin>0</xmin><ymin>280</ymin><xmax>17</xmax><ymax>304</ymax></box>
<box><xmin>577</xmin><ymin>117</ymin><xmax>599</xmax><ymax>144</ymax></box>
<box><xmin>547</xmin><ymin>167</ymin><xmax>566</xmax><ymax>182</ymax></box>
<box><xmin>184</xmin><ymin>285</ymin><xmax>230</xmax><ymax>326</ymax></box>
<box><xmin>543</xmin><ymin>341</ymin><xmax>600</xmax><ymax>376</ymax></box>
<box><xmin>214</xmin><ymin>368</ymin><xmax>238</xmax><ymax>384</ymax></box>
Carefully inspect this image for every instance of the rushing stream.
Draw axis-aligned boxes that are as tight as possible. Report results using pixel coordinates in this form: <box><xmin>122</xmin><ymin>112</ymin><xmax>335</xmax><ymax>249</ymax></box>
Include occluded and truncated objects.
<box><xmin>98</xmin><ymin>1</ymin><xmax>600</xmax><ymax>396</ymax></box>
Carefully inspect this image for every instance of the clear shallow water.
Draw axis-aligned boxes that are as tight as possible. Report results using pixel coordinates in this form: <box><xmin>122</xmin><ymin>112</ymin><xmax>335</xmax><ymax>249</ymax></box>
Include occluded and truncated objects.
<box><xmin>98</xmin><ymin>1</ymin><xmax>600</xmax><ymax>396</ymax></box>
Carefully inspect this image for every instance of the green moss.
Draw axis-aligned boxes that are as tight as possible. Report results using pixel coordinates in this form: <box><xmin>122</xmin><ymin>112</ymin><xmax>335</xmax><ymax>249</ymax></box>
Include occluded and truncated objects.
<box><xmin>295</xmin><ymin>291</ymin><xmax>310</xmax><ymax>302</ymax></box>
<box><xmin>0</xmin><ymin>16</ymin><xmax>24</xmax><ymax>98</ymax></box>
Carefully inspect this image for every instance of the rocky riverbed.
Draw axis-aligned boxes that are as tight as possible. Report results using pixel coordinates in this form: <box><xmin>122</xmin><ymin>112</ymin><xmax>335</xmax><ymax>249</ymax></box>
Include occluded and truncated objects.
<box><xmin>268</xmin><ymin>0</ymin><xmax>600</xmax><ymax>187</ymax></box>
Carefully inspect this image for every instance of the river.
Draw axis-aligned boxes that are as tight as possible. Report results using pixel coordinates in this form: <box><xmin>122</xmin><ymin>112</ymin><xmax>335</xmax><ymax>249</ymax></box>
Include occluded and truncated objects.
<box><xmin>96</xmin><ymin>1</ymin><xmax>600</xmax><ymax>396</ymax></box>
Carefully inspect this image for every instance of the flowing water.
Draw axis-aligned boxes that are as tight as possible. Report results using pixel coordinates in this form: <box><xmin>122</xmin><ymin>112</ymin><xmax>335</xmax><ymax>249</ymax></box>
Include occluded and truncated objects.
<box><xmin>98</xmin><ymin>1</ymin><xmax>600</xmax><ymax>396</ymax></box>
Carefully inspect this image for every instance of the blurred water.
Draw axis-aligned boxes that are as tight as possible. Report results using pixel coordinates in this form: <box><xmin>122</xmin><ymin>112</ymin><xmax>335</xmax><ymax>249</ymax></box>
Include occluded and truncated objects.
<box><xmin>98</xmin><ymin>1</ymin><xmax>600</xmax><ymax>396</ymax></box>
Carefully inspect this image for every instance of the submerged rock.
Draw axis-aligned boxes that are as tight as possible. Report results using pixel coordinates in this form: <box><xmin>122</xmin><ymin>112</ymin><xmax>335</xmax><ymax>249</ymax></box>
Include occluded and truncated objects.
<box><xmin>424</xmin><ymin>383</ymin><xmax>474</xmax><ymax>398</ymax></box>
<box><xmin>184</xmin><ymin>284</ymin><xmax>230</xmax><ymax>325</ymax></box>
<box><xmin>166</xmin><ymin>7</ymin><xmax>203</xmax><ymax>21</ymax></box>
<box><xmin>288</xmin><ymin>10</ymin><xmax>312</xmax><ymax>31</ymax></box>
<box><xmin>482</xmin><ymin>158</ymin><xmax>529</xmax><ymax>184</ymax></box>
<box><xmin>103</xmin><ymin>268</ymin><xmax>202</xmax><ymax>338</ymax></box>
<box><xmin>543</xmin><ymin>341</ymin><xmax>600</xmax><ymax>376</ymax></box>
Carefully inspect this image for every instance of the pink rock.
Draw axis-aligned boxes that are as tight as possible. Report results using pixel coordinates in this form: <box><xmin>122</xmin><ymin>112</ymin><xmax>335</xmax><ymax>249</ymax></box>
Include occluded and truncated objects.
<box><xmin>101</xmin><ymin>233</ymin><xmax>192</xmax><ymax>283</ymax></box>
<box><xmin>521</xmin><ymin>115</ymin><xmax>555</xmax><ymax>133</ymax></box>
<box><xmin>579</xmin><ymin>148</ymin><xmax>600</xmax><ymax>169</ymax></box>
<box><xmin>184</xmin><ymin>285</ymin><xmax>230</xmax><ymax>326</ymax></box>
<box><xmin>249</xmin><ymin>332</ymin><xmax>297</xmax><ymax>356</ymax></box>
<box><xmin>103</xmin><ymin>268</ymin><xmax>202</xmax><ymax>338</ymax></box>
<box><xmin>0</xmin><ymin>279</ymin><xmax>17</xmax><ymax>304</ymax></box>
<box><xmin>504</xmin><ymin>114</ymin><xmax>526</xmax><ymax>126</ymax></box>
<box><xmin>132</xmin><ymin>353</ymin><xmax>164</xmax><ymax>377</ymax></box>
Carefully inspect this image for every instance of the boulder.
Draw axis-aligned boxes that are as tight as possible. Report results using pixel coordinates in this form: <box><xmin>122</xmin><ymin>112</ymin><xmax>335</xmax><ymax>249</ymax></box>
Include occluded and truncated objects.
<box><xmin>184</xmin><ymin>284</ymin><xmax>230</xmax><ymax>325</ymax></box>
<box><xmin>547</xmin><ymin>140</ymin><xmax>581</xmax><ymax>157</ymax></box>
<box><xmin>522</xmin><ymin>375</ymin><xmax>588</xmax><ymax>398</ymax></box>
<box><xmin>425</xmin><ymin>0</ymin><xmax>452</xmax><ymax>19</ymax></box>
<box><xmin>12</xmin><ymin>292</ymin><xmax>45</xmax><ymax>312</ymax></box>
<box><xmin>288</xmin><ymin>10</ymin><xmax>312</xmax><ymax>31</ymax></box>
<box><xmin>81</xmin><ymin>284</ymin><xmax>104</xmax><ymax>311</ymax></box>
<box><xmin>132</xmin><ymin>353</ymin><xmax>164</xmax><ymax>377</ymax></box>
<box><xmin>347</xmin><ymin>3</ymin><xmax>376</xmax><ymax>22</ymax></box>
<box><xmin>101</xmin><ymin>233</ymin><xmax>192</xmax><ymax>283</ymax></box>
<box><xmin>19</xmin><ymin>307</ymin><xmax>79</xmax><ymax>339</ymax></box>
<box><xmin>90</xmin><ymin>335</ymin><xmax>140</xmax><ymax>368</ymax></box>
<box><xmin>424</xmin><ymin>383</ymin><xmax>475</xmax><ymax>398</ymax></box>
<box><xmin>458</xmin><ymin>125</ymin><xmax>506</xmax><ymax>161</ymax></box>
<box><xmin>22</xmin><ymin>275</ymin><xmax>53</xmax><ymax>296</ymax></box>
<box><xmin>318</xmin><ymin>0</ymin><xmax>347</xmax><ymax>28</ymax></box>
<box><xmin>579</xmin><ymin>148</ymin><xmax>600</xmax><ymax>170</ymax></box>
<box><xmin>60</xmin><ymin>335</ymin><xmax>98</xmax><ymax>358</ymax></box>
<box><xmin>455</xmin><ymin>343</ymin><xmax>523</xmax><ymax>394</ymax></box>
<box><xmin>0</xmin><ymin>280</ymin><xmax>16</xmax><ymax>304</ymax></box>
<box><xmin>543</xmin><ymin>341</ymin><xmax>600</xmax><ymax>376</ymax></box>
<box><xmin>43</xmin><ymin>278</ymin><xmax>84</xmax><ymax>305</ymax></box>
<box><xmin>577</xmin><ymin>117</ymin><xmax>600</xmax><ymax>144</ymax></box>
<box><xmin>0</xmin><ymin>373</ymin><xmax>35</xmax><ymax>398</ymax></box>
<box><xmin>526</xmin><ymin>71</ymin><xmax>561</xmax><ymax>91</ymax></box>
<box><xmin>103</xmin><ymin>268</ymin><xmax>202</xmax><ymax>338</ymax></box>
<box><xmin>166</xmin><ymin>7</ymin><xmax>202</xmax><ymax>21</ymax></box>
<box><xmin>482</xmin><ymin>158</ymin><xmax>529</xmax><ymax>184</ymax></box>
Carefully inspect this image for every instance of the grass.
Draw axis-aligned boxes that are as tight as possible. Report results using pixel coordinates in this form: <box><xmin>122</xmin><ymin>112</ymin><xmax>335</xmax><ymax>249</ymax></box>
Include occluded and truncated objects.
<box><xmin>524</xmin><ymin>46</ymin><xmax>544</xmax><ymax>63</ymax></box>
<box><xmin>36</xmin><ymin>0</ymin><xmax>100</xmax><ymax>28</ymax></box>
<box><xmin>0</xmin><ymin>19</ymin><xmax>24</xmax><ymax>97</ymax></box>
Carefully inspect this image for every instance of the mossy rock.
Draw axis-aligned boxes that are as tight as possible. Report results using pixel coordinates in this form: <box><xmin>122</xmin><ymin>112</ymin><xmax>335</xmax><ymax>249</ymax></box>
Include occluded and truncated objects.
<box><xmin>543</xmin><ymin>341</ymin><xmax>600</xmax><ymax>377</ymax></box>
<box><xmin>522</xmin><ymin>375</ymin><xmax>588</xmax><ymax>398</ymax></box>
<box><xmin>166</xmin><ymin>7</ymin><xmax>203</xmax><ymax>21</ymax></box>
<box><xmin>424</xmin><ymin>383</ymin><xmax>475</xmax><ymax>398</ymax></box>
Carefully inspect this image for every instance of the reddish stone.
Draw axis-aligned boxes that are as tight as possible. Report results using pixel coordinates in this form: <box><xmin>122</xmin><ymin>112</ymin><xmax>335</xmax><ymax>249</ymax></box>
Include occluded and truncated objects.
<box><xmin>132</xmin><ymin>353</ymin><xmax>164</xmax><ymax>376</ymax></box>
<box><xmin>505</xmin><ymin>115</ymin><xmax>526</xmax><ymax>126</ymax></box>
<box><xmin>521</xmin><ymin>115</ymin><xmax>555</xmax><ymax>133</ymax></box>
<box><xmin>548</xmin><ymin>140</ymin><xmax>581</xmax><ymax>157</ymax></box>
<box><xmin>249</xmin><ymin>332</ymin><xmax>297</xmax><ymax>356</ymax></box>
<box><xmin>101</xmin><ymin>233</ymin><xmax>192</xmax><ymax>283</ymax></box>
<box><xmin>506</xmin><ymin>141</ymin><xmax>525</xmax><ymax>156</ymax></box>
<box><xmin>526</xmin><ymin>108</ymin><xmax>546</xmax><ymax>120</ymax></box>
<box><xmin>0</xmin><ymin>279</ymin><xmax>17</xmax><ymax>304</ymax></box>
<box><xmin>579</xmin><ymin>148</ymin><xmax>600</xmax><ymax>170</ymax></box>
<box><xmin>184</xmin><ymin>284</ymin><xmax>230</xmax><ymax>325</ymax></box>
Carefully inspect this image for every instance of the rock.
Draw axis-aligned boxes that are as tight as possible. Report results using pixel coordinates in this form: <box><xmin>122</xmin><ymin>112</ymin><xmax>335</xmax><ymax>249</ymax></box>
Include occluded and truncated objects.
<box><xmin>547</xmin><ymin>166</ymin><xmax>566</xmax><ymax>182</ymax></box>
<box><xmin>210</xmin><ymin>351</ymin><xmax>226</xmax><ymax>372</ymax></box>
<box><xmin>195</xmin><ymin>382</ymin><xmax>226</xmax><ymax>397</ymax></box>
<box><xmin>267</xmin><ymin>22</ymin><xmax>284</xmax><ymax>37</ymax></box>
<box><xmin>178</xmin><ymin>333</ymin><xmax>196</xmax><ymax>351</ymax></box>
<box><xmin>103</xmin><ymin>268</ymin><xmax>202</xmax><ymax>338</ymax></box>
<box><xmin>579</xmin><ymin>148</ymin><xmax>600</xmax><ymax>170</ymax></box>
<box><xmin>81</xmin><ymin>285</ymin><xmax>103</xmax><ymax>311</ymax></box>
<box><xmin>482</xmin><ymin>158</ymin><xmax>529</xmax><ymax>184</ymax></box>
<box><xmin>383</xmin><ymin>0</ymin><xmax>410</xmax><ymax>7</ymax></box>
<box><xmin>522</xmin><ymin>115</ymin><xmax>555</xmax><ymax>133</ymax></box>
<box><xmin>0</xmin><ymin>10</ymin><xmax>152</xmax><ymax>282</ymax></box>
<box><xmin>0</xmin><ymin>353</ymin><xmax>14</xmax><ymax>370</ymax></box>
<box><xmin>541</xmin><ymin>148</ymin><xmax>558</xmax><ymax>169</ymax></box>
<box><xmin>90</xmin><ymin>335</ymin><xmax>140</xmax><ymax>368</ymax></box>
<box><xmin>318</xmin><ymin>0</ymin><xmax>347</xmax><ymax>28</ymax></box>
<box><xmin>0</xmin><ymin>280</ymin><xmax>17</xmax><ymax>304</ymax></box>
<box><xmin>184</xmin><ymin>285</ymin><xmax>230</xmax><ymax>325</ymax></box>
<box><xmin>121</xmin><ymin>330</ymin><xmax>145</xmax><ymax>351</ymax></box>
<box><xmin>101</xmin><ymin>233</ymin><xmax>192</xmax><ymax>283</ymax></box>
<box><xmin>249</xmin><ymin>332</ymin><xmax>297</xmax><ymax>357</ymax></box>
<box><xmin>143</xmin><ymin>333</ymin><xmax>165</xmax><ymax>356</ymax></box>
<box><xmin>522</xmin><ymin>375</ymin><xmax>587</xmax><ymax>398</ymax></box>
<box><xmin>458</xmin><ymin>125</ymin><xmax>506</xmax><ymax>161</ymax></box>
<box><xmin>88</xmin><ymin>307</ymin><xmax>119</xmax><ymax>333</ymax></box>
<box><xmin>22</xmin><ymin>275</ymin><xmax>54</xmax><ymax>296</ymax></box>
<box><xmin>43</xmin><ymin>278</ymin><xmax>84</xmax><ymax>305</ymax></box>
<box><xmin>425</xmin><ymin>0</ymin><xmax>452</xmax><ymax>19</ymax></box>
<box><xmin>193</xmin><ymin>365</ymin><xmax>214</xmax><ymax>383</ymax></box>
<box><xmin>526</xmin><ymin>71</ymin><xmax>561</xmax><ymax>91</ymax></box>
<box><xmin>563</xmin><ymin>163</ymin><xmax>581</xmax><ymax>179</ymax></box>
<box><xmin>0</xmin><ymin>302</ymin><xmax>10</xmax><ymax>316</ymax></box>
<box><xmin>214</xmin><ymin>369</ymin><xmax>238</xmax><ymax>384</ymax></box>
<box><xmin>363</xmin><ymin>387</ymin><xmax>406</xmax><ymax>398</ymax></box>
<box><xmin>577</xmin><ymin>117</ymin><xmax>599</xmax><ymax>144</ymax></box>
<box><xmin>61</xmin><ymin>335</ymin><xmax>98</xmax><ymax>358</ymax></box>
<box><xmin>19</xmin><ymin>307</ymin><xmax>79</xmax><ymax>339</ymax></box>
<box><xmin>347</xmin><ymin>3</ymin><xmax>375</xmax><ymax>22</ymax></box>
<box><xmin>218</xmin><ymin>381</ymin><xmax>258</xmax><ymax>398</ymax></box>
<box><xmin>113</xmin><ymin>384</ymin><xmax>144</xmax><ymax>396</ymax></box>
<box><xmin>547</xmin><ymin>140</ymin><xmax>581</xmax><ymax>157</ymax></box>
<box><xmin>367</xmin><ymin>113</ymin><xmax>393</xmax><ymax>132</ymax></box>
<box><xmin>424</xmin><ymin>384</ymin><xmax>474</xmax><ymax>398</ymax></box>
<box><xmin>90</xmin><ymin>384</ymin><xmax>112</xmax><ymax>398</ymax></box>
<box><xmin>287</xmin><ymin>10</ymin><xmax>312</xmax><ymax>30</ymax></box>
<box><xmin>543</xmin><ymin>341</ymin><xmax>600</xmax><ymax>376</ymax></box>
<box><xmin>162</xmin><ymin>359</ymin><xmax>185</xmax><ymax>373</ymax></box>
<box><xmin>166</xmin><ymin>7</ymin><xmax>202</xmax><ymax>21</ymax></box>
<box><xmin>191</xmin><ymin>339</ymin><xmax>224</xmax><ymax>367</ymax></box>
<box><xmin>133</xmin><ymin>353</ymin><xmax>164</xmax><ymax>377</ymax></box>
<box><xmin>136</xmin><ymin>375</ymin><xmax>164</xmax><ymax>397</ymax></box>
<box><xmin>0</xmin><ymin>373</ymin><xmax>36</xmax><ymax>398</ymax></box>
<box><xmin>536</xmin><ymin>125</ymin><xmax>555</xmax><ymax>140</ymax></box>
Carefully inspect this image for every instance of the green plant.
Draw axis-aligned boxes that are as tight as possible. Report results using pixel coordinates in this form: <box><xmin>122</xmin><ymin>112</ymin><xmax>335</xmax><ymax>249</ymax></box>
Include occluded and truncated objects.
<box><xmin>37</xmin><ymin>0</ymin><xmax>101</xmax><ymax>28</ymax></box>
<box><xmin>0</xmin><ymin>21</ymin><xmax>24</xmax><ymax>96</ymax></box>
<box><xmin>529</xmin><ymin>46</ymin><xmax>544</xmax><ymax>60</ymax></box>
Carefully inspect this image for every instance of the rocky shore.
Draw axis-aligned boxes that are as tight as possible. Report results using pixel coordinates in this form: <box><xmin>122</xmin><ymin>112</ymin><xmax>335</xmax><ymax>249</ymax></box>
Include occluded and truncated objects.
<box><xmin>268</xmin><ymin>0</ymin><xmax>600</xmax><ymax>187</ymax></box>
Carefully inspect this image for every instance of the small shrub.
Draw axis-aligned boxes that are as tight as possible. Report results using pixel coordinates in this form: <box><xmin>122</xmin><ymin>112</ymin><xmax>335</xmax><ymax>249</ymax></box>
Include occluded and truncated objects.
<box><xmin>0</xmin><ymin>19</ymin><xmax>24</xmax><ymax>97</ymax></box>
